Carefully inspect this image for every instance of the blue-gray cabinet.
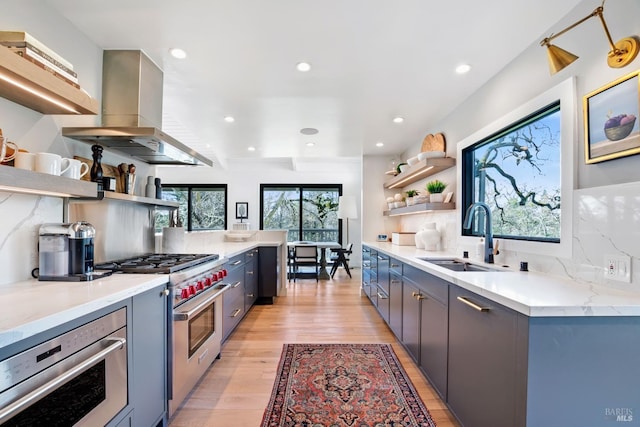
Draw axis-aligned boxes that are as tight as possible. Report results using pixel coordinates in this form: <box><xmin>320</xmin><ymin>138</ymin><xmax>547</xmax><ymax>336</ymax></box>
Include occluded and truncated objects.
<box><xmin>388</xmin><ymin>258</ymin><xmax>403</xmax><ymax>339</ymax></box>
<box><xmin>130</xmin><ymin>283</ymin><xmax>168</xmax><ymax>427</ymax></box>
<box><xmin>222</xmin><ymin>253</ymin><xmax>246</xmax><ymax>341</ymax></box>
<box><xmin>244</xmin><ymin>248</ymin><xmax>259</xmax><ymax>309</ymax></box>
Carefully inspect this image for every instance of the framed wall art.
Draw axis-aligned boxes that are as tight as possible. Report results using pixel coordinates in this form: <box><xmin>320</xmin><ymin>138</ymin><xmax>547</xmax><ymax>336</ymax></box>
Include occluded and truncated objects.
<box><xmin>583</xmin><ymin>70</ymin><xmax>640</xmax><ymax>164</ymax></box>
<box><xmin>236</xmin><ymin>202</ymin><xmax>248</xmax><ymax>221</ymax></box>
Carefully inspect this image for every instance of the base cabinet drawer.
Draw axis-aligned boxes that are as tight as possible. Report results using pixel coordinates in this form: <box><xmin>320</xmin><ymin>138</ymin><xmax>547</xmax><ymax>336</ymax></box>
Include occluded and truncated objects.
<box><xmin>222</xmin><ymin>291</ymin><xmax>245</xmax><ymax>341</ymax></box>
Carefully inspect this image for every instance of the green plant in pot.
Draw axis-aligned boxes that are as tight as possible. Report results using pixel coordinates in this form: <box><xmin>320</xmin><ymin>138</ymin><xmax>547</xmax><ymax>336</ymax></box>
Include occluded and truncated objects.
<box><xmin>426</xmin><ymin>179</ymin><xmax>447</xmax><ymax>202</ymax></box>
<box><xmin>405</xmin><ymin>189</ymin><xmax>419</xmax><ymax>205</ymax></box>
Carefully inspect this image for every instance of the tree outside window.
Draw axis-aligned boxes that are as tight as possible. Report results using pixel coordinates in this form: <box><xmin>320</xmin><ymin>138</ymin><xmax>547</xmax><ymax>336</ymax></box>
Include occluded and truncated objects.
<box><xmin>157</xmin><ymin>184</ymin><xmax>227</xmax><ymax>232</ymax></box>
<box><xmin>462</xmin><ymin>102</ymin><xmax>561</xmax><ymax>242</ymax></box>
<box><xmin>261</xmin><ymin>184</ymin><xmax>341</xmax><ymax>242</ymax></box>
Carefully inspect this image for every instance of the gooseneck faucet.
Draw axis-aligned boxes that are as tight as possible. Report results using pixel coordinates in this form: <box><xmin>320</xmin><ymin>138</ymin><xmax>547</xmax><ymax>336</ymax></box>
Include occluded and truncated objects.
<box><xmin>463</xmin><ymin>202</ymin><xmax>494</xmax><ymax>264</ymax></box>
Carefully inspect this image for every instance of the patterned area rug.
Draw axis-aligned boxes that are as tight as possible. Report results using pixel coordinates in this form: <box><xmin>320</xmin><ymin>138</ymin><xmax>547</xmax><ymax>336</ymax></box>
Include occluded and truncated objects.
<box><xmin>261</xmin><ymin>343</ymin><xmax>437</xmax><ymax>427</ymax></box>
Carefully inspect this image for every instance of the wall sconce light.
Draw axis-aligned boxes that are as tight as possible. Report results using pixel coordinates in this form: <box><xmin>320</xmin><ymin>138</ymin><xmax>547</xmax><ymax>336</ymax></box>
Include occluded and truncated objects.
<box><xmin>539</xmin><ymin>3</ymin><xmax>639</xmax><ymax>74</ymax></box>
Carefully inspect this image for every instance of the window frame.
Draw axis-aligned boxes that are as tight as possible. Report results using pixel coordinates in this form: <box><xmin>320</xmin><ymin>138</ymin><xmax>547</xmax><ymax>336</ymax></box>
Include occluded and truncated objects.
<box><xmin>259</xmin><ymin>184</ymin><xmax>343</xmax><ymax>243</ymax></box>
<box><xmin>456</xmin><ymin>77</ymin><xmax>575</xmax><ymax>259</ymax></box>
<box><xmin>161</xmin><ymin>183</ymin><xmax>228</xmax><ymax>231</ymax></box>
<box><xmin>461</xmin><ymin>101</ymin><xmax>562</xmax><ymax>243</ymax></box>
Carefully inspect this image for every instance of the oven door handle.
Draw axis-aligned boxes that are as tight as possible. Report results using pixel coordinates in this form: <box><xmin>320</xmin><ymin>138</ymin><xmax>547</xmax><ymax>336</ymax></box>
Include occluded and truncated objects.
<box><xmin>0</xmin><ymin>337</ymin><xmax>126</xmax><ymax>424</ymax></box>
<box><xmin>174</xmin><ymin>284</ymin><xmax>230</xmax><ymax>321</ymax></box>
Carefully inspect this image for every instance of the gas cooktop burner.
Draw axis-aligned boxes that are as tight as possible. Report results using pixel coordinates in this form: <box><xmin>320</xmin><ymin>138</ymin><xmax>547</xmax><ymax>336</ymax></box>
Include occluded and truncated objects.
<box><xmin>95</xmin><ymin>253</ymin><xmax>219</xmax><ymax>274</ymax></box>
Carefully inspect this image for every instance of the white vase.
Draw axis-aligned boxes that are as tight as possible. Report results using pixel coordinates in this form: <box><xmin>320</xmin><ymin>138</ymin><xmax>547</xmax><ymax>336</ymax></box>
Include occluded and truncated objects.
<box><xmin>415</xmin><ymin>230</ymin><xmax>426</xmax><ymax>249</ymax></box>
<box><xmin>420</xmin><ymin>223</ymin><xmax>440</xmax><ymax>251</ymax></box>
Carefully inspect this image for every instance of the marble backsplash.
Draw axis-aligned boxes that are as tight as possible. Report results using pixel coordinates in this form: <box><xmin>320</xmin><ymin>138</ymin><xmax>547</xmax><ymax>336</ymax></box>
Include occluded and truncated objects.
<box><xmin>0</xmin><ymin>192</ymin><xmax>63</xmax><ymax>285</ymax></box>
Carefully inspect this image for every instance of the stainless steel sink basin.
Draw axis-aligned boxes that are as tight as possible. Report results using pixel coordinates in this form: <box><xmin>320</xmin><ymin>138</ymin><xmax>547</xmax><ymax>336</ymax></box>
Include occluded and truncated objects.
<box><xmin>417</xmin><ymin>257</ymin><xmax>504</xmax><ymax>272</ymax></box>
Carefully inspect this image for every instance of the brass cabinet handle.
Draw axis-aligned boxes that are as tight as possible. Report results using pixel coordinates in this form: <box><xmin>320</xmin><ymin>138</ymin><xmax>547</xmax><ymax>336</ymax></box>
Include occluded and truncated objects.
<box><xmin>411</xmin><ymin>291</ymin><xmax>419</xmax><ymax>297</ymax></box>
<box><xmin>231</xmin><ymin>308</ymin><xmax>242</xmax><ymax>317</ymax></box>
<box><xmin>416</xmin><ymin>294</ymin><xmax>426</xmax><ymax>300</ymax></box>
<box><xmin>457</xmin><ymin>296</ymin><xmax>490</xmax><ymax>312</ymax></box>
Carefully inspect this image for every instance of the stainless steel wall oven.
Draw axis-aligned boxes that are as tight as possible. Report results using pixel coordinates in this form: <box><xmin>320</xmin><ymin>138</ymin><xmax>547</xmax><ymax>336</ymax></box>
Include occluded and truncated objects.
<box><xmin>0</xmin><ymin>308</ymin><xmax>127</xmax><ymax>426</ymax></box>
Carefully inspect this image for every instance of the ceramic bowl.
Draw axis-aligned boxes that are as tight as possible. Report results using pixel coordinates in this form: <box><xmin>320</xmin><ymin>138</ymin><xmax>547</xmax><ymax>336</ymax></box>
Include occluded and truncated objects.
<box><xmin>407</xmin><ymin>156</ymin><xmax>420</xmax><ymax>166</ymax></box>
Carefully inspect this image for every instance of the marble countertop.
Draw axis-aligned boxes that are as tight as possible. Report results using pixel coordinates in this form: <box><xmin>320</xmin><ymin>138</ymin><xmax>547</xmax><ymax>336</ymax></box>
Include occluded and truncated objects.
<box><xmin>364</xmin><ymin>241</ymin><xmax>640</xmax><ymax>317</ymax></box>
<box><xmin>0</xmin><ymin>239</ymin><xmax>285</xmax><ymax>348</ymax></box>
<box><xmin>0</xmin><ymin>274</ymin><xmax>168</xmax><ymax>347</ymax></box>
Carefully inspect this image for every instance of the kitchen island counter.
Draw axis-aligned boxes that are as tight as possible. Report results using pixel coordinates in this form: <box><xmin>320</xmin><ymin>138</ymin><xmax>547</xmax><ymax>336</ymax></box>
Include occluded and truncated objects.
<box><xmin>364</xmin><ymin>241</ymin><xmax>640</xmax><ymax>317</ymax></box>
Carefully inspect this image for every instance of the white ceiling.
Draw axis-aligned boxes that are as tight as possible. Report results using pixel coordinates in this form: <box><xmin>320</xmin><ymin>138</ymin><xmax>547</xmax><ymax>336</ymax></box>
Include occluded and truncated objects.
<box><xmin>46</xmin><ymin>0</ymin><xmax>582</xmax><ymax>165</ymax></box>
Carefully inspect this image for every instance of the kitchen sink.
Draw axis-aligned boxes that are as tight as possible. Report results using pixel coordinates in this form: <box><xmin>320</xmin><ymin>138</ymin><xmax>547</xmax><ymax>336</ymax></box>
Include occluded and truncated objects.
<box><xmin>417</xmin><ymin>257</ymin><xmax>504</xmax><ymax>272</ymax></box>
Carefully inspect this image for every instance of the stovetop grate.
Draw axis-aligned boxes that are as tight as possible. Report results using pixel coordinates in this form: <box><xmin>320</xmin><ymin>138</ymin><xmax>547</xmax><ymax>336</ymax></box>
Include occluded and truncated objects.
<box><xmin>95</xmin><ymin>253</ymin><xmax>219</xmax><ymax>274</ymax></box>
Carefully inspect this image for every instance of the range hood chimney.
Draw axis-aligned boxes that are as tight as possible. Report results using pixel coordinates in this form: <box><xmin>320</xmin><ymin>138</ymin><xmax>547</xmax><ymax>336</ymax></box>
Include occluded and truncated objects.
<box><xmin>63</xmin><ymin>50</ymin><xmax>212</xmax><ymax>166</ymax></box>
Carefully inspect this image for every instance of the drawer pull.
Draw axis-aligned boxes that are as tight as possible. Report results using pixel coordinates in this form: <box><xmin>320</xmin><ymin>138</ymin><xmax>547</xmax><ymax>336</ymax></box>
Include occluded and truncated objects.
<box><xmin>231</xmin><ymin>308</ymin><xmax>242</xmax><ymax>317</ymax></box>
<box><xmin>247</xmin><ymin>293</ymin><xmax>255</xmax><ymax>298</ymax></box>
<box><xmin>246</xmin><ymin>271</ymin><xmax>254</xmax><ymax>275</ymax></box>
<box><xmin>232</xmin><ymin>281</ymin><xmax>241</xmax><ymax>288</ymax></box>
<box><xmin>457</xmin><ymin>296</ymin><xmax>490</xmax><ymax>312</ymax></box>
<box><xmin>390</xmin><ymin>279</ymin><xmax>401</xmax><ymax>285</ymax></box>
<box><xmin>416</xmin><ymin>294</ymin><xmax>426</xmax><ymax>300</ymax></box>
<box><xmin>391</xmin><ymin>263</ymin><xmax>400</xmax><ymax>268</ymax></box>
<box><xmin>411</xmin><ymin>291</ymin><xmax>419</xmax><ymax>297</ymax></box>
<box><xmin>231</xmin><ymin>260</ymin><xmax>242</xmax><ymax>266</ymax></box>
<box><xmin>377</xmin><ymin>292</ymin><xmax>388</xmax><ymax>299</ymax></box>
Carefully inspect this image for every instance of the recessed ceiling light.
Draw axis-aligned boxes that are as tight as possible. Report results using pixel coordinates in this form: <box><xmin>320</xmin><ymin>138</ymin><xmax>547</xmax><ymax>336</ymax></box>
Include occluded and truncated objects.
<box><xmin>306</xmin><ymin>142</ymin><xmax>315</xmax><ymax>147</ymax></box>
<box><xmin>393</xmin><ymin>117</ymin><xmax>404</xmax><ymax>124</ymax></box>
<box><xmin>247</xmin><ymin>146</ymin><xmax>256</xmax><ymax>152</ymax></box>
<box><xmin>300</xmin><ymin>127</ymin><xmax>319</xmax><ymax>135</ymax></box>
<box><xmin>224</xmin><ymin>116</ymin><xmax>235</xmax><ymax>123</ymax></box>
<box><xmin>169</xmin><ymin>48</ymin><xmax>187</xmax><ymax>59</ymax></box>
<box><xmin>296</xmin><ymin>62</ymin><xmax>311</xmax><ymax>72</ymax></box>
<box><xmin>455</xmin><ymin>63</ymin><xmax>471</xmax><ymax>74</ymax></box>
<box><xmin>376</xmin><ymin>142</ymin><xmax>384</xmax><ymax>147</ymax></box>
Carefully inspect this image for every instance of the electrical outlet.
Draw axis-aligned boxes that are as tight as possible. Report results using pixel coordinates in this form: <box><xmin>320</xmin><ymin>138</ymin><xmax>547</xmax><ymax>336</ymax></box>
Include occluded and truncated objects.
<box><xmin>603</xmin><ymin>254</ymin><xmax>631</xmax><ymax>283</ymax></box>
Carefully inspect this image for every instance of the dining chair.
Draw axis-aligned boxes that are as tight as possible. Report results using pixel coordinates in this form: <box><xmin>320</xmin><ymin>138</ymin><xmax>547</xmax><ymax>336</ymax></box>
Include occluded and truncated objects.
<box><xmin>293</xmin><ymin>245</ymin><xmax>319</xmax><ymax>282</ymax></box>
<box><xmin>329</xmin><ymin>243</ymin><xmax>353</xmax><ymax>278</ymax></box>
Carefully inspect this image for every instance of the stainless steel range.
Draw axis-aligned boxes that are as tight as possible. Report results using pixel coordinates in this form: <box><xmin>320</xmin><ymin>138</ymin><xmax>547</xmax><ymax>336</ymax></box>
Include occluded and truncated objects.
<box><xmin>95</xmin><ymin>253</ymin><xmax>229</xmax><ymax>417</ymax></box>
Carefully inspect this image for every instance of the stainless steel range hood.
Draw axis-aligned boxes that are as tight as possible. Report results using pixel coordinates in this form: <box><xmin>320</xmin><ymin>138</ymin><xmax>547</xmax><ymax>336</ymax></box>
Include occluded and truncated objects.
<box><xmin>63</xmin><ymin>50</ymin><xmax>212</xmax><ymax>166</ymax></box>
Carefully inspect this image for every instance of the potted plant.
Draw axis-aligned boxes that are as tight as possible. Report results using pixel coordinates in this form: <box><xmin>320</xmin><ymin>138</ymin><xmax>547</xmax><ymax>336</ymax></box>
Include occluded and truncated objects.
<box><xmin>405</xmin><ymin>189</ymin><xmax>419</xmax><ymax>205</ymax></box>
<box><xmin>426</xmin><ymin>179</ymin><xmax>447</xmax><ymax>202</ymax></box>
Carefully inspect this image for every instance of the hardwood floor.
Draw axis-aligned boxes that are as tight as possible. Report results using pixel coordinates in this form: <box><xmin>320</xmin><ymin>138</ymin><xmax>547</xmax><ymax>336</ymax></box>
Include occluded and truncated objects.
<box><xmin>168</xmin><ymin>269</ymin><xmax>460</xmax><ymax>427</ymax></box>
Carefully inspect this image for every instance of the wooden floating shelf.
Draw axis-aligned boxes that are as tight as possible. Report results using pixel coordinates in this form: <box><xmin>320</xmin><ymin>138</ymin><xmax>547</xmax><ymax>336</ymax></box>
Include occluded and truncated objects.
<box><xmin>384</xmin><ymin>157</ymin><xmax>456</xmax><ymax>189</ymax></box>
<box><xmin>383</xmin><ymin>202</ymin><xmax>456</xmax><ymax>216</ymax></box>
<box><xmin>0</xmin><ymin>45</ymin><xmax>99</xmax><ymax>115</ymax></box>
<box><xmin>100</xmin><ymin>191</ymin><xmax>179</xmax><ymax>208</ymax></box>
<box><xmin>0</xmin><ymin>165</ymin><xmax>97</xmax><ymax>198</ymax></box>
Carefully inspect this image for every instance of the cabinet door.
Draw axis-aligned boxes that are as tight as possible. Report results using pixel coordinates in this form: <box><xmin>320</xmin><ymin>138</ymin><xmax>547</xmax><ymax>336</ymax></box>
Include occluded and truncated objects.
<box><xmin>388</xmin><ymin>270</ymin><xmax>403</xmax><ymax>339</ymax></box>
<box><xmin>244</xmin><ymin>250</ymin><xmax>258</xmax><ymax>309</ymax></box>
<box><xmin>375</xmin><ymin>284</ymin><xmax>389</xmax><ymax>323</ymax></box>
<box><xmin>448</xmin><ymin>285</ymin><xmax>525</xmax><ymax>427</ymax></box>
<box><xmin>376</xmin><ymin>253</ymin><xmax>390</xmax><ymax>294</ymax></box>
<box><xmin>223</xmin><ymin>265</ymin><xmax>245</xmax><ymax>341</ymax></box>
<box><xmin>401</xmin><ymin>279</ymin><xmax>420</xmax><ymax>363</ymax></box>
<box><xmin>419</xmin><ymin>290</ymin><xmax>448</xmax><ymax>400</ymax></box>
<box><xmin>131</xmin><ymin>284</ymin><xmax>168</xmax><ymax>427</ymax></box>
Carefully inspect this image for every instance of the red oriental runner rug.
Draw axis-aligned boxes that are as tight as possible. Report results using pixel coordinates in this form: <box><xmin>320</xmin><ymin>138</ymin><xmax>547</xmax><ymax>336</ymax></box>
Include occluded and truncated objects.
<box><xmin>261</xmin><ymin>343</ymin><xmax>437</xmax><ymax>427</ymax></box>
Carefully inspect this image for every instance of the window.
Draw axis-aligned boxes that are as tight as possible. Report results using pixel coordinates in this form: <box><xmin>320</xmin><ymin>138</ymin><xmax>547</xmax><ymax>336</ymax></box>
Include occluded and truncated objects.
<box><xmin>156</xmin><ymin>184</ymin><xmax>227</xmax><ymax>231</ymax></box>
<box><xmin>462</xmin><ymin>102</ymin><xmax>561</xmax><ymax>243</ymax></box>
<box><xmin>260</xmin><ymin>184</ymin><xmax>342</xmax><ymax>242</ymax></box>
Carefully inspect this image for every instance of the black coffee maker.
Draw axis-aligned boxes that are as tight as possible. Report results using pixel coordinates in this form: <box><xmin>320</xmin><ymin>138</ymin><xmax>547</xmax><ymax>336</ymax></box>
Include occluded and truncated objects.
<box><xmin>68</xmin><ymin>221</ymin><xmax>95</xmax><ymax>276</ymax></box>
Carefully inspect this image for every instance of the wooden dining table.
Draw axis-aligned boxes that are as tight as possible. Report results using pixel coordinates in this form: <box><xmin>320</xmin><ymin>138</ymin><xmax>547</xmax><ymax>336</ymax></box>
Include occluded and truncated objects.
<box><xmin>288</xmin><ymin>241</ymin><xmax>341</xmax><ymax>280</ymax></box>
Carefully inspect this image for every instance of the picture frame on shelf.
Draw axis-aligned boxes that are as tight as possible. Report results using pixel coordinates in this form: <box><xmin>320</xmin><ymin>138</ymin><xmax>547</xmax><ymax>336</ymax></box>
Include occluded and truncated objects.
<box><xmin>583</xmin><ymin>70</ymin><xmax>640</xmax><ymax>164</ymax></box>
<box><xmin>236</xmin><ymin>202</ymin><xmax>248</xmax><ymax>221</ymax></box>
